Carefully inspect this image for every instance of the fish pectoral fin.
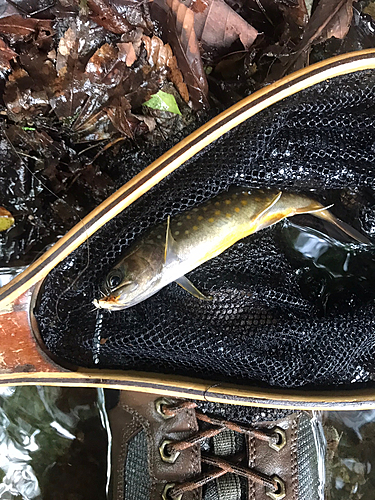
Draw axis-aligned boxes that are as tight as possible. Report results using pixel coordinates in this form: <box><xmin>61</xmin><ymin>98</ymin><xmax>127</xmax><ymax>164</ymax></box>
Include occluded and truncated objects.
<box><xmin>175</xmin><ymin>276</ymin><xmax>212</xmax><ymax>301</ymax></box>
<box><xmin>165</xmin><ymin>215</ymin><xmax>180</xmax><ymax>265</ymax></box>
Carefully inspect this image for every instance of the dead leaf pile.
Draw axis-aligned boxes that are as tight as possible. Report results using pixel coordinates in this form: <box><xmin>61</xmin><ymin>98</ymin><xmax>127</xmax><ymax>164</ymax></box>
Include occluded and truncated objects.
<box><xmin>0</xmin><ymin>10</ymin><xmax>197</xmax><ymax>152</ymax></box>
<box><xmin>151</xmin><ymin>0</ymin><xmax>259</xmax><ymax>108</ymax></box>
<box><xmin>0</xmin><ymin>5</ymin><xmax>193</xmax><ymax>264</ymax></box>
<box><xmin>0</xmin><ymin>0</ymin><xmax>369</xmax><ymax>266</ymax></box>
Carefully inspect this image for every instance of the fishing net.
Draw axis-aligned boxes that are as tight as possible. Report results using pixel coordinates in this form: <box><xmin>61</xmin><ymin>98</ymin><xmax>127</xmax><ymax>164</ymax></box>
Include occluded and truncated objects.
<box><xmin>35</xmin><ymin>69</ymin><xmax>375</xmax><ymax>390</ymax></box>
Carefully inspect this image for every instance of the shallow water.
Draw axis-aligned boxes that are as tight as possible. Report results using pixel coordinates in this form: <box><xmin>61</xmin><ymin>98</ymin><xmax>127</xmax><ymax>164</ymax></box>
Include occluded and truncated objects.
<box><xmin>0</xmin><ymin>386</ymin><xmax>109</xmax><ymax>500</ymax></box>
<box><xmin>279</xmin><ymin>220</ymin><xmax>375</xmax><ymax>313</ymax></box>
<box><xmin>323</xmin><ymin>410</ymin><xmax>375</xmax><ymax>499</ymax></box>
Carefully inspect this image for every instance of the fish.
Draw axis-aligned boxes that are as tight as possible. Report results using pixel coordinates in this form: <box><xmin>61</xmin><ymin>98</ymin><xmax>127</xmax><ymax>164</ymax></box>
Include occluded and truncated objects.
<box><xmin>93</xmin><ymin>187</ymin><xmax>370</xmax><ymax>311</ymax></box>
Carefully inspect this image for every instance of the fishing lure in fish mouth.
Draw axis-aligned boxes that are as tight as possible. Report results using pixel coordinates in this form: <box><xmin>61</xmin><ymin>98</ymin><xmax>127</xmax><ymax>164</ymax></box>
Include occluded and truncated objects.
<box><xmin>93</xmin><ymin>187</ymin><xmax>370</xmax><ymax>311</ymax></box>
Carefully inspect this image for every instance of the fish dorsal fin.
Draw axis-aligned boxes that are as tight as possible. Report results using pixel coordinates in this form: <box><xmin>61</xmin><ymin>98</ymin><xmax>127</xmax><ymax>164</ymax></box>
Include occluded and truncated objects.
<box><xmin>164</xmin><ymin>216</ymin><xmax>180</xmax><ymax>265</ymax></box>
<box><xmin>175</xmin><ymin>275</ymin><xmax>212</xmax><ymax>301</ymax></box>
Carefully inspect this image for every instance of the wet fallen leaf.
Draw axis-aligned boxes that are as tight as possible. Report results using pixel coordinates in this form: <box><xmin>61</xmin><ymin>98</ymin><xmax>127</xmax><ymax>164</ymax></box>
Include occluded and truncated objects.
<box><xmin>4</xmin><ymin>67</ymin><xmax>50</xmax><ymax>122</ymax></box>
<box><xmin>56</xmin><ymin>20</ymin><xmax>106</xmax><ymax>72</ymax></box>
<box><xmin>0</xmin><ymin>38</ymin><xmax>17</xmax><ymax>70</ymax></box>
<box><xmin>0</xmin><ymin>15</ymin><xmax>53</xmax><ymax>41</ymax></box>
<box><xmin>142</xmin><ymin>34</ymin><xmax>189</xmax><ymax>102</ymax></box>
<box><xmin>101</xmin><ymin>0</ymin><xmax>154</xmax><ymax>32</ymax></box>
<box><xmin>117</xmin><ymin>42</ymin><xmax>137</xmax><ymax>67</ymax></box>
<box><xmin>284</xmin><ymin>0</ymin><xmax>354</xmax><ymax>72</ymax></box>
<box><xmin>152</xmin><ymin>0</ymin><xmax>209</xmax><ymax>109</ymax></box>
<box><xmin>52</xmin><ymin>20</ymin><xmax>102</xmax><ymax>120</ymax></box>
<box><xmin>276</xmin><ymin>0</ymin><xmax>309</xmax><ymax>28</ymax></box>
<box><xmin>144</xmin><ymin>89</ymin><xmax>181</xmax><ymax>114</ymax></box>
<box><xmin>85</xmin><ymin>43</ymin><xmax>119</xmax><ymax>82</ymax></box>
<box><xmin>188</xmin><ymin>0</ymin><xmax>258</xmax><ymax>51</ymax></box>
<box><xmin>87</xmin><ymin>0</ymin><xmax>132</xmax><ymax>34</ymax></box>
<box><xmin>0</xmin><ymin>207</ymin><xmax>14</xmax><ymax>232</ymax></box>
<box><xmin>322</xmin><ymin>0</ymin><xmax>353</xmax><ymax>40</ymax></box>
<box><xmin>105</xmin><ymin>96</ymin><xmax>144</xmax><ymax>138</ymax></box>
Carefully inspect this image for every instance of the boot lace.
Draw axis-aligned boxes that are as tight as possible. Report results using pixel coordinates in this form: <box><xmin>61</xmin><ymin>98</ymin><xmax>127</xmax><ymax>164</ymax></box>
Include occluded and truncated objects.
<box><xmin>156</xmin><ymin>400</ymin><xmax>286</xmax><ymax>500</ymax></box>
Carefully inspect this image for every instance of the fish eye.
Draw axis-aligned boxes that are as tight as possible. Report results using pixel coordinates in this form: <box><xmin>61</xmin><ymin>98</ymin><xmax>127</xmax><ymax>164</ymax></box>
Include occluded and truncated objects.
<box><xmin>106</xmin><ymin>270</ymin><xmax>123</xmax><ymax>290</ymax></box>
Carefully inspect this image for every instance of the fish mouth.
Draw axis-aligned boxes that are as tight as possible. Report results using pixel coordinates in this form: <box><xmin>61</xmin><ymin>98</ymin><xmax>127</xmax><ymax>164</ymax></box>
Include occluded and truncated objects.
<box><xmin>92</xmin><ymin>297</ymin><xmax>129</xmax><ymax>311</ymax></box>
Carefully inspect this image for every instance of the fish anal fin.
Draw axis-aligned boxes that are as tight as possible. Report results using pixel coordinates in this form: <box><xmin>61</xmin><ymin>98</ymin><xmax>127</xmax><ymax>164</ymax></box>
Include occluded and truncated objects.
<box><xmin>165</xmin><ymin>216</ymin><xmax>180</xmax><ymax>265</ymax></box>
<box><xmin>175</xmin><ymin>275</ymin><xmax>212</xmax><ymax>301</ymax></box>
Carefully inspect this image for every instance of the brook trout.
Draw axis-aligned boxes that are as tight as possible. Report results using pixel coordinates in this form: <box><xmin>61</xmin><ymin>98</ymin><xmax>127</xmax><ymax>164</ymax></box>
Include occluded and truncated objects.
<box><xmin>93</xmin><ymin>188</ymin><xmax>369</xmax><ymax>311</ymax></box>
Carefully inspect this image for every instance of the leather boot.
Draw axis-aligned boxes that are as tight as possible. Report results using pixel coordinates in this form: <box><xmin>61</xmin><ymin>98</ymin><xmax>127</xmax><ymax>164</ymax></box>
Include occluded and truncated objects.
<box><xmin>108</xmin><ymin>391</ymin><xmax>324</xmax><ymax>500</ymax></box>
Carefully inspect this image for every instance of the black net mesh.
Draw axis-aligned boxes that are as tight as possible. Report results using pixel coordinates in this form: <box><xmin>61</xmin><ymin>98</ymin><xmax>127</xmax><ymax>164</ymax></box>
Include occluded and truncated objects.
<box><xmin>35</xmin><ymin>69</ymin><xmax>375</xmax><ymax>390</ymax></box>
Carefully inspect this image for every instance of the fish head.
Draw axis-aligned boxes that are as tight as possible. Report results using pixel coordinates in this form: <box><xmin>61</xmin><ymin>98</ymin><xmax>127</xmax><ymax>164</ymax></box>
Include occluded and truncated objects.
<box><xmin>93</xmin><ymin>244</ymin><xmax>164</xmax><ymax>311</ymax></box>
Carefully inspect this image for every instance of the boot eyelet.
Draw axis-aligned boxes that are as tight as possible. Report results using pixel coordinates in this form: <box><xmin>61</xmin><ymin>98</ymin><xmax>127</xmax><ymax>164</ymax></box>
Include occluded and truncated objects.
<box><xmin>266</xmin><ymin>475</ymin><xmax>286</xmax><ymax>500</ymax></box>
<box><xmin>159</xmin><ymin>439</ymin><xmax>180</xmax><ymax>463</ymax></box>
<box><xmin>269</xmin><ymin>427</ymin><xmax>286</xmax><ymax>451</ymax></box>
<box><xmin>162</xmin><ymin>482</ymin><xmax>182</xmax><ymax>500</ymax></box>
<box><xmin>155</xmin><ymin>398</ymin><xmax>175</xmax><ymax>419</ymax></box>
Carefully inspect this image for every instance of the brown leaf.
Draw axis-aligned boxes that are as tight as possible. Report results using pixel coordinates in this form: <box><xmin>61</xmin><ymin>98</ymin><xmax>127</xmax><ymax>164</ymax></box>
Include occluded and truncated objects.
<box><xmin>102</xmin><ymin>0</ymin><xmax>154</xmax><ymax>32</ymax></box>
<box><xmin>117</xmin><ymin>42</ymin><xmax>137</xmax><ymax>67</ymax></box>
<box><xmin>73</xmin><ymin>109</ymin><xmax>116</xmax><ymax>141</ymax></box>
<box><xmin>277</xmin><ymin>0</ymin><xmax>309</xmax><ymax>28</ymax></box>
<box><xmin>0</xmin><ymin>206</ymin><xmax>12</xmax><ymax>217</ymax></box>
<box><xmin>87</xmin><ymin>0</ymin><xmax>132</xmax><ymax>34</ymax></box>
<box><xmin>51</xmin><ymin>63</ymin><xmax>90</xmax><ymax>120</ymax></box>
<box><xmin>188</xmin><ymin>0</ymin><xmax>258</xmax><ymax>50</ymax></box>
<box><xmin>321</xmin><ymin>0</ymin><xmax>353</xmax><ymax>40</ymax></box>
<box><xmin>56</xmin><ymin>20</ymin><xmax>104</xmax><ymax>72</ymax></box>
<box><xmin>153</xmin><ymin>0</ymin><xmax>209</xmax><ymax>109</ymax></box>
<box><xmin>4</xmin><ymin>67</ymin><xmax>50</xmax><ymax>122</ymax></box>
<box><xmin>105</xmin><ymin>96</ymin><xmax>140</xmax><ymax>138</ymax></box>
<box><xmin>85</xmin><ymin>43</ymin><xmax>119</xmax><ymax>81</ymax></box>
<box><xmin>300</xmin><ymin>0</ymin><xmax>353</xmax><ymax>45</ymax></box>
<box><xmin>53</xmin><ymin>20</ymin><xmax>110</xmax><ymax>120</ymax></box>
<box><xmin>0</xmin><ymin>38</ymin><xmax>17</xmax><ymax>70</ymax></box>
<box><xmin>0</xmin><ymin>15</ymin><xmax>53</xmax><ymax>41</ymax></box>
<box><xmin>284</xmin><ymin>0</ymin><xmax>353</xmax><ymax>73</ymax></box>
<box><xmin>142</xmin><ymin>35</ymin><xmax>189</xmax><ymax>102</ymax></box>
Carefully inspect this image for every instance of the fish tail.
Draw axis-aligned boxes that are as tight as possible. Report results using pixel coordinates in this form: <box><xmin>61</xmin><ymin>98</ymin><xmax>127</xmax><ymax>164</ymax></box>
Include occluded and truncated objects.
<box><xmin>311</xmin><ymin>206</ymin><xmax>371</xmax><ymax>244</ymax></box>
